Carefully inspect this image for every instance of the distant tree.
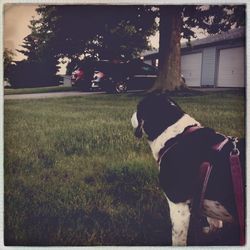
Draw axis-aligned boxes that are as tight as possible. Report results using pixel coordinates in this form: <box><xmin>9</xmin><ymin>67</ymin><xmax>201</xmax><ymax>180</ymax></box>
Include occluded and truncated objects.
<box><xmin>152</xmin><ymin>5</ymin><xmax>245</xmax><ymax>92</ymax></box>
<box><xmin>15</xmin><ymin>18</ymin><xmax>60</xmax><ymax>87</ymax></box>
<box><xmin>9</xmin><ymin>59</ymin><xmax>61</xmax><ymax>88</ymax></box>
<box><xmin>17</xmin><ymin>19</ymin><xmax>41</xmax><ymax>61</ymax></box>
<box><xmin>4</xmin><ymin>48</ymin><xmax>15</xmax><ymax>81</ymax></box>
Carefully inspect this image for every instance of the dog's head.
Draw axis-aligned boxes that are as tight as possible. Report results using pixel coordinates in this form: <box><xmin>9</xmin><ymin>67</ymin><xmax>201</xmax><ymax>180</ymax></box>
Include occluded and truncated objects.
<box><xmin>131</xmin><ymin>93</ymin><xmax>184</xmax><ymax>141</ymax></box>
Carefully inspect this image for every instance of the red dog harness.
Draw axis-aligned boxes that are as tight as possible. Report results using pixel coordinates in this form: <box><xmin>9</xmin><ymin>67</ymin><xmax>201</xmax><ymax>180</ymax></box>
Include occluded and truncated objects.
<box><xmin>158</xmin><ymin>127</ymin><xmax>245</xmax><ymax>245</ymax></box>
<box><xmin>195</xmin><ymin>136</ymin><xmax>245</xmax><ymax>245</ymax></box>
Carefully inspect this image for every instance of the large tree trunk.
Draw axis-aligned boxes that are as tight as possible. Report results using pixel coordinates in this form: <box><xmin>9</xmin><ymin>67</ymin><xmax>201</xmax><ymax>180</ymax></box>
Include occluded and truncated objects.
<box><xmin>151</xmin><ymin>6</ymin><xmax>186</xmax><ymax>92</ymax></box>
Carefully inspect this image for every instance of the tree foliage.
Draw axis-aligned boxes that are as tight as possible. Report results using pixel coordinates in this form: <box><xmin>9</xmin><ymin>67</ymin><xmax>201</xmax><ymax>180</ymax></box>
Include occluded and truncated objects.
<box><xmin>4</xmin><ymin>48</ymin><xmax>15</xmax><ymax>80</ymax></box>
<box><xmin>32</xmin><ymin>5</ymin><xmax>158</xmax><ymax>61</ymax></box>
<box><xmin>8</xmin><ymin>60</ymin><xmax>61</xmax><ymax>88</ymax></box>
<box><xmin>11</xmin><ymin>17</ymin><xmax>60</xmax><ymax>87</ymax></box>
<box><xmin>181</xmin><ymin>5</ymin><xmax>245</xmax><ymax>40</ymax></box>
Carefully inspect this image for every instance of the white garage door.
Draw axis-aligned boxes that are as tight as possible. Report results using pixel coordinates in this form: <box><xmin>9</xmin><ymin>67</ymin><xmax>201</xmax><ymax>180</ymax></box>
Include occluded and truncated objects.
<box><xmin>217</xmin><ymin>47</ymin><xmax>245</xmax><ymax>87</ymax></box>
<box><xmin>181</xmin><ymin>53</ymin><xmax>202</xmax><ymax>87</ymax></box>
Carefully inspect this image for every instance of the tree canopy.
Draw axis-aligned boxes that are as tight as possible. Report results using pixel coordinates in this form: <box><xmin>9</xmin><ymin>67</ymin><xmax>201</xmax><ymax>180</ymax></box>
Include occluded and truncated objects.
<box><xmin>29</xmin><ymin>5</ymin><xmax>158</xmax><ymax>61</ymax></box>
<box><xmin>182</xmin><ymin>5</ymin><xmax>245</xmax><ymax>40</ymax></box>
<box><xmin>17</xmin><ymin>4</ymin><xmax>245</xmax><ymax>90</ymax></box>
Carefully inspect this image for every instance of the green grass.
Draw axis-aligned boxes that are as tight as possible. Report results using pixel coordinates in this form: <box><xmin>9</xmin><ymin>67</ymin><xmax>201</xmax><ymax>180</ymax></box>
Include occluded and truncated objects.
<box><xmin>4</xmin><ymin>90</ymin><xmax>245</xmax><ymax>246</ymax></box>
<box><xmin>4</xmin><ymin>85</ymin><xmax>74</xmax><ymax>95</ymax></box>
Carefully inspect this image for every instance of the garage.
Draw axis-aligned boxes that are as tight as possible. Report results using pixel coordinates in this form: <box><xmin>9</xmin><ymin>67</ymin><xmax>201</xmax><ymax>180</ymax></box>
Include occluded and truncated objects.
<box><xmin>143</xmin><ymin>28</ymin><xmax>245</xmax><ymax>88</ymax></box>
<box><xmin>217</xmin><ymin>47</ymin><xmax>245</xmax><ymax>87</ymax></box>
<box><xmin>181</xmin><ymin>53</ymin><xmax>202</xmax><ymax>87</ymax></box>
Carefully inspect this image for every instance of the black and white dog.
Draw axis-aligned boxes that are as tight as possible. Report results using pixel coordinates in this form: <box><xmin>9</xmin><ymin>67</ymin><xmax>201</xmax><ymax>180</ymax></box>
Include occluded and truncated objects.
<box><xmin>131</xmin><ymin>92</ymin><xmax>245</xmax><ymax>246</ymax></box>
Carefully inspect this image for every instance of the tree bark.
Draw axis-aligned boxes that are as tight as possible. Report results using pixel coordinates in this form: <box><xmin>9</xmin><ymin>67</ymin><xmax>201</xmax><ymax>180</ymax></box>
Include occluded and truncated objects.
<box><xmin>150</xmin><ymin>6</ymin><xmax>186</xmax><ymax>92</ymax></box>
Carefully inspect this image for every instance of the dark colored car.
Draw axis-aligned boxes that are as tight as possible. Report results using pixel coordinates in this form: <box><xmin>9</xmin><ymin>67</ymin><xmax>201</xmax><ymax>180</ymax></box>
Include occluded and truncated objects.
<box><xmin>71</xmin><ymin>60</ymin><xmax>185</xmax><ymax>93</ymax></box>
<box><xmin>71</xmin><ymin>60</ymin><xmax>158</xmax><ymax>93</ymax></box>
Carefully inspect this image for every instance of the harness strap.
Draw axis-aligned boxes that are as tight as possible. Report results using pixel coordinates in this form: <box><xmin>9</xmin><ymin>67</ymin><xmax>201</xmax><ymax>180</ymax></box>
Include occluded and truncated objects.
<box><xmin>196</xmin><ymin>137</ymin><xmax>228</xmax><ymax>210</ymax></box>
<box><xmin>189</xmin><ymin>161</ymin><xmax>213</xmax><ymax>245</ymax></box>
<box><xmin>198</xmin><ymin>162</ymin><xmax>213</xmax><ymax>211</ymax></box>
<box><xmin>193</xmin><ymin>137</ymin><xmax>245</xmax><ymax>245</ymax></box>
<box><xmin>212</xmin><ymin>137</ymin><xmax>229</xmax><ymax>151</ymax></box>
<box><xmin>157</xmin><ymin>125</ymin><xmax>201</xmax><ymax>164</ymax></box>
<box><xmin>229</xmin><ymin>153</ymin><xmax>245</xmax><ymax>245</ymax></box>
<box><xmin>157</xmin><ymin>142</ymin><xmax>177</xmax><ymax>164</ymax></box>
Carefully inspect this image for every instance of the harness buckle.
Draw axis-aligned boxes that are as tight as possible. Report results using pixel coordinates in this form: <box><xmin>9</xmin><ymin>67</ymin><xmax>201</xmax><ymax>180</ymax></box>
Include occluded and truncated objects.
<box><xmin>230</xmin><ymin>148</ymin><xmax>240</xmax><ymax>156</ymax></box>
<box><xmin>229</xmin><ymin>136</ymin><xmax>240</xmax><ymax>156</ymax></box>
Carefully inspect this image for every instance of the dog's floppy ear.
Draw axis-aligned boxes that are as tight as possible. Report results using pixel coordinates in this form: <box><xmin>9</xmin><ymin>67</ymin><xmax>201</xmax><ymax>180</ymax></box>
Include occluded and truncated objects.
<box><xmin>131</xmin><ymin>111</ymin><xmax>144</xmax><ymax>139</ymax></box>
<box><xmin>134</xmin><ymin>120</ymin><xmax>144</xmax><ymax>139</ymax></box>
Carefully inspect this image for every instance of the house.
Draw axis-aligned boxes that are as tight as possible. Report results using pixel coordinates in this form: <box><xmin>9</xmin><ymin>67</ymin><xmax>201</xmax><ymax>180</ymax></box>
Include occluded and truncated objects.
<box><xmin>143</xmin><ymin>27</ymin><xmax>245</xmax><ymax>88</ymax></box>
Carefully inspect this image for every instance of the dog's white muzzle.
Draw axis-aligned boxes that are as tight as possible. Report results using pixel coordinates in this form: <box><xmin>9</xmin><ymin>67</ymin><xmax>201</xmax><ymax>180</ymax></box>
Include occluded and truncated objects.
<box><xmin>131</xmin><ymin>112</ymin><xmax>139</xmax><ymax>128</ymax></box>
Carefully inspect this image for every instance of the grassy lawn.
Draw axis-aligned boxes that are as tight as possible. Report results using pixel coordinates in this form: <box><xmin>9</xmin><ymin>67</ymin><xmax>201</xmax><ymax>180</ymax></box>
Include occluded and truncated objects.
<box><xmin>4</xmin><ymin>85</ymin><xmax>74</xmax><ymax>95</ymax></box>
<box><xmin>4</xmin><ymin>90</ymin><xmax>245</xmax><ymax>246</ymax></box>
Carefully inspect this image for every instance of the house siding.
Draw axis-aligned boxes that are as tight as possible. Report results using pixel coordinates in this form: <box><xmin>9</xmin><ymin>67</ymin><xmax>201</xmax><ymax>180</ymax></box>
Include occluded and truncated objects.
<box><xmin>201</xmin><ymin>47</ymin><xmax>216</xmax><ymax>86</ymax></box>
<box><xmin>142</xmin><ymin>29</ymin><xmax>245</xmax><ymax>88</ymax></box>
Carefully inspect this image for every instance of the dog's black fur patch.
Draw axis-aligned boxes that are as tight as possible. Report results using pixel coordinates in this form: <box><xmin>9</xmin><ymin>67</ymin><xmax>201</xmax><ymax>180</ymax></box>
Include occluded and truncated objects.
<box><xmin>137</xmin><ymin>93</ymin><xmax>184</xmax><ymax>141</ymax></box>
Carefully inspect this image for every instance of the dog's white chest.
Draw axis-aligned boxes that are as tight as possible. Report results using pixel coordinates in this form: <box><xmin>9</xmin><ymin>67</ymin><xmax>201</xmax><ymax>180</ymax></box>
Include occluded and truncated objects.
<box><xmin>147</xmin><ymin>114</ymin><xmax>200</xmax><ymax>160</ymax></box>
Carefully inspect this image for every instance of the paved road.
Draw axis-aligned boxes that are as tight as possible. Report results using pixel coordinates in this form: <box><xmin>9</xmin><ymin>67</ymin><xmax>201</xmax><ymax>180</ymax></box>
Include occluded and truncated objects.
<box><xmin>4</xmin><ymin>91</ymin><xmax>105</xmax><ymax>100</ymax></box>
<box><xmin>4</xmin><ymin>88</ymin><xmax>235</xmax><ymax>100</ymax></box>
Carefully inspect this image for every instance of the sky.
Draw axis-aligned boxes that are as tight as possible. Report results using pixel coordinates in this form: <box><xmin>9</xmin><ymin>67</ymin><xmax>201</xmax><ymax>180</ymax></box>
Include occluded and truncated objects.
<box><xmin>4</xmin><ymin>4</ymin><xmax>38</xmax><ymax>60</ymax></box>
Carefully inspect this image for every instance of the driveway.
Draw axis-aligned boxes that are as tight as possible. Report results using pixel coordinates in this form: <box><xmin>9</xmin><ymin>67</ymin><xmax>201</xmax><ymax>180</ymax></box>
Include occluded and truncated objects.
<box><xmin>4</xmin><ymin>88</ymin><xmax>235</xmax><ymax>100</ymax></box>
<box><xmin>4</xmin><ymin>91</ymin><xmax>105</xmax><ymax>100</ymax></box>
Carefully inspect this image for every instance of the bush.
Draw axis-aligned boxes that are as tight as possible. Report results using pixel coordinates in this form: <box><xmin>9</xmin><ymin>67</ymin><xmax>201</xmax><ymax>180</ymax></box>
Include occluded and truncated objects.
<box><xmin>9</xmin><ymin>60</ymin><xmax>60</xmax><ymax>88</ymax></box>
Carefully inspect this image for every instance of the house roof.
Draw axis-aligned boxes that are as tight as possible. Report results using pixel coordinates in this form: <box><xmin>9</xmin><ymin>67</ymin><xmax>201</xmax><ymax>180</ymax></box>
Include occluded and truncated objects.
<box><xmin>181</xmin><ymin>27</ymin><xmax>245</xmax><ymax>49</ymax></box>
<box><xmin>143</xmin><ymin>27</ymin><xmax>245</xmax><ymax>58</ymax></box>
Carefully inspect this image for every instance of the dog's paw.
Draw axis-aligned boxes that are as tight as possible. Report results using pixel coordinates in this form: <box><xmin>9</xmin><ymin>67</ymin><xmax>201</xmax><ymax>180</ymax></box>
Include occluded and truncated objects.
<box><xmin>203</xmin><ymin>217</ymin><xmax>223</xmax><ymax>234</ymax></box>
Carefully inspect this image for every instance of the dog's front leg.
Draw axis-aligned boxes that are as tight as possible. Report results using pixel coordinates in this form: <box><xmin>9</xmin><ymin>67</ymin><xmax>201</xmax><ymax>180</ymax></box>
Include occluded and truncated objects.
<box><xmin>166</xmin><ymin>196</ymin><xmax>191</xmax><ymax>246</ymax></box>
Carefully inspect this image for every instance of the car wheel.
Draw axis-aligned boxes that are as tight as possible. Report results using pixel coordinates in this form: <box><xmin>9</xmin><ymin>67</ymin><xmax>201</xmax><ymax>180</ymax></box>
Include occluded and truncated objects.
<box><xmin>114</xmin><ymin>81</ymin><xmax>128</xmax><ymax>94</ymax></box>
